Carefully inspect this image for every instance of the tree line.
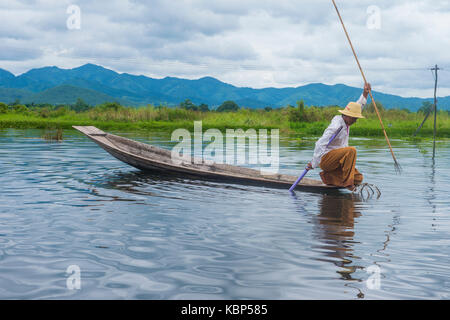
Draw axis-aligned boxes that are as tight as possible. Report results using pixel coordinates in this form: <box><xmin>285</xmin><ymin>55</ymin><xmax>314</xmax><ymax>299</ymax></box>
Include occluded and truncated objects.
<box><xmin>0</xmin><ymin>98</ymin><xmax>244</xmax><ymax>114</ymax></box>
<box><xmin>0</xmin><ymin>97</ymin><xmax>443</xmax><ymax>121</ymax></box>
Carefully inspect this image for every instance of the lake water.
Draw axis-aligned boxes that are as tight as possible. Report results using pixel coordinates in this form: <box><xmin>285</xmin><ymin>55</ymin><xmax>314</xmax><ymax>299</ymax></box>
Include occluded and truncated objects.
<box><xmin>0</xmin><ymin>128</ymin><xmax>449</xmax><ymax>299</ymax></box>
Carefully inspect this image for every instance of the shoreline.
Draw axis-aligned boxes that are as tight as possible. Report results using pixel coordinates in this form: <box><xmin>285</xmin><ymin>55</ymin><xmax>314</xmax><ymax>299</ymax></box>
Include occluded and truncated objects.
<box><xmin>0</xmin><ymin>117</ymin><xmax>448</xmax><ymax>141</ymax></box>
<box><xmin>1</xmin><ymin>102</ymin><xmax>449</xmax><ymax>139</ymax></box>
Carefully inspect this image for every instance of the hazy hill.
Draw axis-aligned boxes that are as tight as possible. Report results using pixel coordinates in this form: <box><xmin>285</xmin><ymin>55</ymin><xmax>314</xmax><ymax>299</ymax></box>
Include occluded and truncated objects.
<box><xmin>22</xmin><ymin>84</ymin><xmax>126</xmax><ymax>105</ymax></box>
<box><xmin>0</xmin><ymin>64</ymin><xmax>448</xmax><ymax>111</ymax></box>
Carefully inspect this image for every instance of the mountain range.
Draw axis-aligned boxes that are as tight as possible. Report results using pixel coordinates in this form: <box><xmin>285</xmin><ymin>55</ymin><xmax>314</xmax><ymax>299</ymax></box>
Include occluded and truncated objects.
<box><xmin>0</xmin><ymin>63</ymin><xmax>448</xmax><ymax>111</ymax></box>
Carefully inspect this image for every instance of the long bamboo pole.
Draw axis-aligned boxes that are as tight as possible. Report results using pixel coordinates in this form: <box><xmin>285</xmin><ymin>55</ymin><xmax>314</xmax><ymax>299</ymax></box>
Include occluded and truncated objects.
<box><xmin>432</xmin><ymin>65</ymin><xmax>438</xmax><ymax>159</ymax></box>
<box><xmin>332</xmin><ymin>0</ymin><xmax>401</xmax><ymax>173</ymax></box>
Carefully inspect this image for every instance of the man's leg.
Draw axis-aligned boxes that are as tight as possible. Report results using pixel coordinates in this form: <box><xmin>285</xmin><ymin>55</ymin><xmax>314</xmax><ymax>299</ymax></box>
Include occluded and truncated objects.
<box><xmin>319</xmin><ymin>147</ymin><xmax>359</xmax><ymax>187</ymax></box>
<box><xmin>354</xmin><ymin>168</ymin><xmax>364</xmax><ymax>185</ymax></box>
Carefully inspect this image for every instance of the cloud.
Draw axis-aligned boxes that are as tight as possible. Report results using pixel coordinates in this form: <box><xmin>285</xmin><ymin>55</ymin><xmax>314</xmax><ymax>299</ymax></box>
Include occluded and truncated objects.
<box><xmin>0</xmin><ymin>38</ymin><xmax>43</xmax><ymax>60</ymax></box>
<box><xmin>0</xmin><ymin>0</ymin><xmax>449</xmax><ymax>97</ymax></box>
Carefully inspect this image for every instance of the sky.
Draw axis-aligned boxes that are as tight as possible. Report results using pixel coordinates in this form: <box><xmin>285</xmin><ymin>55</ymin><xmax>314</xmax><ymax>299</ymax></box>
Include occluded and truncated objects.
<box><xmin>1</xmin><ymin>0</ymin><xmax>450</xmax><ymax>98</ymax></box>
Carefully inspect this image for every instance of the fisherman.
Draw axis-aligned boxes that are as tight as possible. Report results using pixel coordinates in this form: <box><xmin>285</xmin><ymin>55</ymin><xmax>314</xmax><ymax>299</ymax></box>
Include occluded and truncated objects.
<box><xmin>307</xmin><ymin>83</ymin><xmax>371</xmax><ymax>190</ymax></box>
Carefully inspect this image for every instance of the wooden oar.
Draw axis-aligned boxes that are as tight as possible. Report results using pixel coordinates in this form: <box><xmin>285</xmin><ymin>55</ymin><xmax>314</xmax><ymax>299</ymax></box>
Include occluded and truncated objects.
<box><xmin>289</xmin><ymin>126</ymin><xmax>343</xmax><ymax>192</ymax></box>
<box><xmin>332</xmin><ymin>0</ymin><xmax>402</xmax><ymax>174</ymax></box>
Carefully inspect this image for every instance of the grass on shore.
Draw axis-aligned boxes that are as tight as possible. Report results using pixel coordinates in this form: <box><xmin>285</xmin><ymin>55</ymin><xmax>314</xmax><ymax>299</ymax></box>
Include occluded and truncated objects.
<box><xmin>0</xmin><ymin>104</ymin><xmax>449</xmax><ymax>138</ymax></box>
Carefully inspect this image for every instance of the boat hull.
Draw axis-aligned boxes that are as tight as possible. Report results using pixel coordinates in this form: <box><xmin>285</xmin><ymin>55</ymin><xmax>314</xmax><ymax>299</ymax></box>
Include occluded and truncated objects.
<box><xmin>73</xmin><ymin>126</ymin><xmax>343</xmax><ymax>191</ymax></box>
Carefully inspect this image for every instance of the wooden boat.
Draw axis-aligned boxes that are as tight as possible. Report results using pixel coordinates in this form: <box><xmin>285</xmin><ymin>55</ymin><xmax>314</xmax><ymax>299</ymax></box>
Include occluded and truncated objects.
<box><xmin>73</xmin><ymin>126</ymin><xmax>343</xmax><ymax>191</ymax></box>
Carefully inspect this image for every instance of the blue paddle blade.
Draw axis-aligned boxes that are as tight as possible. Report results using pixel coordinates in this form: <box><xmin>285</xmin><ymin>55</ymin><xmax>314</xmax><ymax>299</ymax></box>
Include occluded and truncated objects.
<box><xmin>289</xmin><ymin>169</ymin><xmax>309</xmax><ymax>192</ymax></box>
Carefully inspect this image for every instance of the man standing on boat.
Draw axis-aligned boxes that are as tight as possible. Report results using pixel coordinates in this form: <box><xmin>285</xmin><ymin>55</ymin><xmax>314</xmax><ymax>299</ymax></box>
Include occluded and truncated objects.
<box><xmin>307</xmin><ymin>83</ymin><xmax>371</xmax><ymax>190</ymax></box>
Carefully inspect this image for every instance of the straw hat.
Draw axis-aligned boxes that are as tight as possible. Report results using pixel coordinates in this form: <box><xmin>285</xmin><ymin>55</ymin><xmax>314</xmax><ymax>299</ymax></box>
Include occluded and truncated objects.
<box><xmin>338</xmin><ymin>102</ymin><xmax>365</xmax><ymax>119</ymax></box>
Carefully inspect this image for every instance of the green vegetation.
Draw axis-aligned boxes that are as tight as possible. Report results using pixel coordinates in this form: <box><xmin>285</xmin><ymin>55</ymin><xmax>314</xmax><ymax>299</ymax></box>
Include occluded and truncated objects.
<box><xmin>0</xmin><ymin>99</ymin><xmax>448</xmax><ymax>138</ymax></box>
<box><xmin>180</xmin><ymin>99</ymin><xmax>209</xmax><ymax>112</ymax></box>
<box><xmin>217</xmin><ymin>100</ymin><xmax>240</xmax><ymax>112</ymax></box>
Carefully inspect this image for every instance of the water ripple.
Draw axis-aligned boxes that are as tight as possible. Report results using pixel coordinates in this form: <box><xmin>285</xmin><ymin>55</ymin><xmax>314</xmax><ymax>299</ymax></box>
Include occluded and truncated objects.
<box><xmin>0</xmin><ymin>129</ymin><xmax>449</xmax><ymax>299</ymax></box>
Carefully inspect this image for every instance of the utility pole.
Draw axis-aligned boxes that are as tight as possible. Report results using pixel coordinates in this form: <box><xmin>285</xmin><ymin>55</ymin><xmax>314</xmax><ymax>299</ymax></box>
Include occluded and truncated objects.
<box><xmin>413</xmin><ymin>102</ymin><xmax>433</xmax><ymax>137</ymax></box>
<box><xmin>431</xmin><ymin>64</ymin><xmax>439</xmax><ymax>159</ymax></box>
<box><xmin>413</xmin><ymin>65</ymin><xmax>440</xmax><ymax>160</ymax></box>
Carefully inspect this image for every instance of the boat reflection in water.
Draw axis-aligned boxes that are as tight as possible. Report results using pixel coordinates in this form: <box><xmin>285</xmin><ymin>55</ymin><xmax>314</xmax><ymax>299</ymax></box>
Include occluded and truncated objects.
<box><xmin>291</xmin><ymin>190</ymin><xmax>366</xmax><ymax>297</ymax></box>
<box><xmin>312</xmin><ymin>193</ymin><xmax>364</xmax><ymax>281</ymax></box>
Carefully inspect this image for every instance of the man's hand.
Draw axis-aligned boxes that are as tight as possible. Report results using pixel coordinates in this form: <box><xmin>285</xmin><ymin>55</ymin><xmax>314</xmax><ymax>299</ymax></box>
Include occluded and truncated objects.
<box><xmin>306</xmin><ymin>162</ymin><xmax>313</xmax><ymax>170</ymax></box>
<box><xmin>363</xmin><ymin>82</ymin><xmax>371</xmax><ymax>98</ymax></box>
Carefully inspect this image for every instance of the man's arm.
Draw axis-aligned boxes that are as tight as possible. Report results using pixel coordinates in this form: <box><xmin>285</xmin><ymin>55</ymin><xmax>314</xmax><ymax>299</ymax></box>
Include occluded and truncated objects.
<box><xmin>357</xmin><ymin>82</ymin><xmax>371</xmax><ymax>109</ymax></box>
<box><xmin>363</xmin><ymin>82</ymin><xmax>371</xmax><ymax>99</ymax></box>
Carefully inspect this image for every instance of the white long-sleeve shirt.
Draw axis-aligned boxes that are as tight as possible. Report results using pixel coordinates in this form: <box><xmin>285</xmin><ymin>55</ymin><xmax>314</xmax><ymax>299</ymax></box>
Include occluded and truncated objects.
<box><xmin>310</xmin><ymin>94</ymin><xmax>367</xmax><ymax>168</ymax></box>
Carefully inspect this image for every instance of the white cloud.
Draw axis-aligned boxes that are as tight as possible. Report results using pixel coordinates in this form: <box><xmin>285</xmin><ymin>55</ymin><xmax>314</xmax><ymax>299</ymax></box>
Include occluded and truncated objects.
<box><xmin>0</xmin><ymin>0</ymin><xmax>449</xmax><ymax>97</ymax></box>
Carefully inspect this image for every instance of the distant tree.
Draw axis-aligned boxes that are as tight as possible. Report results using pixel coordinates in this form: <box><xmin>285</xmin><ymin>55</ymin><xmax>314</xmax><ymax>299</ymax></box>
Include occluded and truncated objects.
<box><xmin>73</xmin><ymin>98</ymin><xmax>91</xmax><ymax>112</ymax></box>
<box><xmin>296</xmin><ymin>99</ymin><xmax>306</xmax><ymax>121</ymax></box>
<box><xmin>51</xmin><ymin>106</ymin><xmax>70</xmax><ymax>117</ymax></box>
<box><xmin>97</xmin><ymin>101</ymin><xmax>123</xmax><ymax>111</ymax></box>
<box><xmin>37</xmin><ymin>103</ymin><xmax>53</xmax><ymax>111</ymax></box>
<box><xmin>180</xmin><ymin>99</ymin><xmax>198</xmax><ymax>111</ymax></box>
<box><xmin>9</xmin><ymin>98</ymin><xmax>20</xmax><ymax>106</ymax></box>
<box><xmin>401</xmin><ymin>108</ymin><xmax>411</xmax><ymax>114</ymax></box>
<box><xmin>217</xmin><ymin>100</ymin><xmax>239</xmax><ymax>112</ymax></box>
<box><xmin>264</xmin><ymin>106</ymin><xmax>272</xmax><ymax>112</ymax></box>
<box><xmin>365</xmin><ymin>101</ymin><xmax>385</xmax><ymax>113</ymax></box>
<box><xmin>0</xmin><ymin>102</ymin><xmax>8</xmax><ymax>113</ymax></box>
<box><xmin>12</xmin><ymin>104</ymin><xmax>29</xmax><ymax>114</ymax></box>
<box><xmin>199</xmin><ymin>103</ymin><xmax>209</xmax><ymax>112</ymax></box>
<box><xmin>287</xmin><ymin>100</ymin><xmax>308</xmax><ymax>122</ymax></box>
<box><xmin>418</xmin><ymin>101</ymin><xmax>433</xmax><ymax>114</ymax></box>
<box><xmin>39</xmin><ymin>107</ymin><xmax>51</xmax><ymax>118</ymax></box>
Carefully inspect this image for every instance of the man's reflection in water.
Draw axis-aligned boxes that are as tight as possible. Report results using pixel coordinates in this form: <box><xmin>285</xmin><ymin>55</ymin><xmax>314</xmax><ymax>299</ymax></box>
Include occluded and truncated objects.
<box><xmin>312</xmin><ymin>193</ymin><xmax>364</xmax><ymax>281</ymax></box>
